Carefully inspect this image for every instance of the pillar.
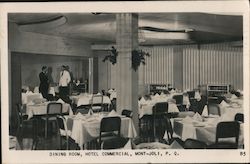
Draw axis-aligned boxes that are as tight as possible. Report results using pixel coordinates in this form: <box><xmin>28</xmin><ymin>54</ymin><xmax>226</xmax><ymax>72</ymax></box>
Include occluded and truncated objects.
<box><xmin>115</xmin><ymin>13</ymin><xmax>139</xmax><ymax>133</ymax></box>
<box><xmin>173</xmin><ymin>47</ymin><xmax>184</xmax><ymax>91</ymax></box>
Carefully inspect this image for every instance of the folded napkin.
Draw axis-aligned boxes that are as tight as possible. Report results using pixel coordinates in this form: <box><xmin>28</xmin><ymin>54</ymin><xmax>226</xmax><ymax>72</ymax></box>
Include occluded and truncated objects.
<box><xmin>192</xmin><ymin>112</ymin><xmax>203</xmax><ymax>122</ymax></box>
<box><xmin>108</xmin><ymin>110</ymin><xmax>119</xmax><ymax>117</ymax></box>
<box><xmin>57</xmin><ymin>98</ymin><xmax>65</xmax><ymax>104</ymax></box>
<box><xmin>220</xmin><ymin>100</ymin><xmax>229</xmax><ymax>107</ymax></box>
<box><xmin>168</xmin><ymin>103</ymin><xmax>179</xmax><ymax>113</ymax></box>
<box><xmin>139</xmin><ymin>97</ymin><xmax>146</xmax><ymax>104</ymax></box>
<box><xmin>183</xmin><ymin>96</ymin><xmax>190</xmax><ymax>105</ymax></box>
<box><xmin>26</xmin><ymin>91</ymin><xmax>33</xmax><ymax>94</ymax></box>
<box><xmin>123</xmin><ymin>139</ymin><xmax>132</xmax><ymax>149</ymax></box>
<box><xmin>154</xmin><ymin>93</ymin><xmax>160</xmax><ymax>98</ymax></box>
<box><xmin>33</xmin><ymin>87</ymin><xmax>39</xmax><ymax>93</ymax></box>
<box><xmin>169</xmin><ymin>140</ymin><xmax>183</xmax><ymax>149</ymax></box>
<box><xmin>231</xmin><ymin>94</ymin><xmax>238</xmax><ymax>99</ymax></box>
<box><xmin>108</xmin><ymin>88</ymin><xmax>114</xmax><ymax>93</ymax></box>
<box><xmin>87</xmin><ymin>109</ymin><xmax>94</xmax><ymax>116</ymax></box>
<box><xmin>96</xmin><ymin>92</ymin><xmax>102</xmax><ymax>95</ymax></box>
<box><xmin>201</xmin><ymin>105</ymin><xmax>208</xmax><ymax>117</ymax></box>
<box><xmin>182</xmin><ymin>116</ymin><xmax>194</xmax><ymax>123</ymax></box>
<box><xmin>194</xmin><ymin>91</ymin><xmax>201</xmax><ymax>100</ymax></box>
<box><xmin>170</xmin><ymin>89</ymin><xmax>175</xmax><ymax>94</ymax></box>
<box><xmin>237</xmin><ymin>89</ymin><xmax>243</xmax><ymax>95</ymax></box>
<box><xmin>39</xmin><ymin>93</ymin><xmax>43</xmax><ymax>98</ymax></box>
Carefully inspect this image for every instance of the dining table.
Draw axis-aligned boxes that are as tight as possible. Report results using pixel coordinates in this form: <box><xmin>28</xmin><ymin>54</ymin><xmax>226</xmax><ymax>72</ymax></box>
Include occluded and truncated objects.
<box><xmin>65</xmin><ymin>112</ymin><xmax>137</xmax><ymax>150</ymax></box>
<box><xmin>202</xmin><ymin>98</ymin><xmax>243</xmax><ymax>121</ymax></box>
<box><xmin>70</xmin><ymin>93</ymin><xmax>111</xmax><ymax>107</ymax></box>
<box><xmin>22</xmin><ymin>92</ymin><xmax>43</xmax><ymax>105</ymax></box>
<box><xmin>26</xmin><ymin>101</ymin><xmax>73</xmax><ymax>119</ymax></box>
<box><xmin>138</xmin><ymin>93</ymin><xmax>181</xmax><ymax>118</ymax></box>
<box><xmin>169</xmin><ymin>113</ymin><xmax>244</xmax><ymax>147</ymax></box>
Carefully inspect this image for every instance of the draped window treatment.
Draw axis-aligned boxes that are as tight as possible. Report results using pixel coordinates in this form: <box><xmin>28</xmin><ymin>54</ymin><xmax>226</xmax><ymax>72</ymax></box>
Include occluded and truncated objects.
<box><xmin>140</xmin><ymin>42</ymin><xmax>243</xmax><ymax>91</ymax></box>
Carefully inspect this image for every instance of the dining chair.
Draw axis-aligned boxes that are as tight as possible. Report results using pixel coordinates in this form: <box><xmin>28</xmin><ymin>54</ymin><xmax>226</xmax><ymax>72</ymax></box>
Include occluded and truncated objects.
<box><xmin>101</xmin><ymin>137</ymin><xmax>129</xmax><ymax>150</ymax></box>
<box><xmin>121</xmin><ymin>109</ymin><xmax>133</xmax><ymax>118</ymax></box>
<box><xmin>234</xmin><ymin>113</ymin><xmax>244</xmax><ymax>123</ymax></box>
<box><xmin>91</xmin><ymin>94</ymin><xmax>103</xmax><ymax>112</ymax></box>
<box><xmin>75</xmin><ymin>106</ymin><xmax>90</xmax><ymax>115</ymax></box>
<box><xmin>187</xmin><ymin>91</ymin><xmax>195</xmax><ymax>99</ymax></box>
<box><xmin>42</xmin><ymin>102</ymin><xmax>62</xmax><ymax>138</ymax></box>
<box><xmin>164</xmin><ymin>116</ymin><xmax>184</xmax><ymax>146</ymax></box>
<box><xmin>16</xmin><ymin>103</ymin><xmax>37</xmax><ymax>150</ymax></box>
<box><xmin>101</xmin><ymin>89</ymin><xmax>106</xmax><ymax>96</ymax></box>
<box><xmin>209</xmin><ymin>121</ymin><xmax>240</xmax><ymax>149</ymax></box>
<box><xmin>139</xmin><ymin>115</ymin><xmax>154</xmax><ymax>142</ymax></box>
<box><xmin>207</xmin><ymin>104</ymin><xmax>221</xmax><ymax>116</ymax></box>
<box><xmin>110</xmin><ymin>98</ymin><xmax>117</xmax><ymax>111</ymax></box>
<box><xmin>197</xmin><ymin>96</ymin><xmax>208</xmax><ymax>114</ymax></box>
<box><xmin>99</xmin><ymin>116</ymin><xmax>121</xmax><ymax>148</ymax></box>
<box><xmin>173</xmin><ymin>95</ymin><xmax>186</xmax><ymax>111</ymax></box>
<box><xmin>190</xmin><ymin>95</ymin><xmax>207</xmax><ymax>114</ymax></box>
<box><xmin>103</xmin><ymin>103</ymin><xmax>111</xmax><ymax>112</ymax></box>
<box><xmin>183</xmin><ymin>138</ymin><xmax>207</xmax><ymax>149</ymax></box>
<box><xmin>56</xmin><ymin>115</ymin><xmax>72</xmax><ymax>150</ymax></box>
<box><xmin>172</xmin><ymin>95</ymin><xmax>183</xmax><ymax>105</ymax></box>
<box><xmin>152</xmin><ymin>102</ymin><xmax>168</xmax><ymax>140</ymax></box>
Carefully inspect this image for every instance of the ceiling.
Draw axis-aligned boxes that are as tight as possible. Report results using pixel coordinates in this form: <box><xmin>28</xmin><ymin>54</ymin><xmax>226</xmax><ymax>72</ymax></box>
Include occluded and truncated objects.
<box><xmin>8</xmin><ymin>12</ymin><xmax>243</xmax><ymax>45</ymax></box>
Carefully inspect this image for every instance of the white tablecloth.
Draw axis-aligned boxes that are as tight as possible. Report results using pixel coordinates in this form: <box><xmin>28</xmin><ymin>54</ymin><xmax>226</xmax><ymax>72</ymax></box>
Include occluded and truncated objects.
<box><xmin>202</xmin><ymin>99</ymin><xmax>243</xmax><ymax>121</ymax></box>
<box><xmin>67</xmin><ymin>114</ymin><xmax>137</xmax><ymax>149</ymax></box>
<box><xmin>170</xmin><ymin>117</ymin><xmax>244</xmax><ymax>146</ymax></box>
<box><xmin>26</xmin><ymin>102</ymin><xmax>73</xmax><ymax>119</ymax></box>
<box><xmin>71</xmin><ymin>94</ymin><xmax>111</xmax><ymax>107</ymax></box>
<box><xmin>138</xmin><ymin>102</ymin><xmax>179</xmax><ymax>118</ymax></box>
<box><xmin>22</xmin><ymin>92</ymin><xmax>43</xmax><ymax>104</ymax></box>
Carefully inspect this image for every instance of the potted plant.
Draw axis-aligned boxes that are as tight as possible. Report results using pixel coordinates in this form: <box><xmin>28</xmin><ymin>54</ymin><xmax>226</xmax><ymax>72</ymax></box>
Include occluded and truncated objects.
<box><xmin>102</xmin><ymin>46</ymin><xmax>118</xmax><ymax>65</ymax></box>
<box><xmin>131</xmin><ymin>49</ymin><xmax>150</xmax><ymax>71</ymax></box>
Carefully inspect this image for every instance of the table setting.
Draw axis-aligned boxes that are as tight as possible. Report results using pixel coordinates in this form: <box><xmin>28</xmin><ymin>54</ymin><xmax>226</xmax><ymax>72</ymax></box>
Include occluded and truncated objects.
<box><xmin>70</xmin><ymin>93</ymin><xmax>111</xmax><ymax>107</ymax></box>
<box><xmin>170</xmin><ymin>111</ymin><xmax>244</xmax><ymax>146</ymax></box>
<box><xmin>25</xmin><ymin>98</ymin><xmax>73</xmax><ymax>119</ymax></box>
<box><xmin>66</xmin><ymin>109</ymin><xmax>137</xmax><ymax>149</ymax></box>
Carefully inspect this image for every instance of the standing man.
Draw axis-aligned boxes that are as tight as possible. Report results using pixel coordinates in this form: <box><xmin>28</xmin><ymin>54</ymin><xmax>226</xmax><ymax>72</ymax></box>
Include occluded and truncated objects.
<box><xmin>59</xmin><ymin>65</ymin><xmax>71</xmax><ymax>98</ymax></box>
<box><xmin>39</xmin><ymin>66</ymin><xmax>49</xmax><ymax>100</ymax></box>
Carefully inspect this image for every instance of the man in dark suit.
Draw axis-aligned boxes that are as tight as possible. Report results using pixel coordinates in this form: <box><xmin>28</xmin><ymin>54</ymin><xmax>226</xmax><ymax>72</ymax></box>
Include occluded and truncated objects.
<box><xmin>39</xmin><ymin>66</ymin><xmax>49</xmax><ymax>100</ymax></box>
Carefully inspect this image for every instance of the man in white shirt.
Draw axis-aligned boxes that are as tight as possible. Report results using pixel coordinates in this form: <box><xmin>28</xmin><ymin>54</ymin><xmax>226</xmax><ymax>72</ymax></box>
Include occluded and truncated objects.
<box><xmin>59</xmin><ymin>65</ymin><xmax>71</xmax><ymax>98</ymax></box>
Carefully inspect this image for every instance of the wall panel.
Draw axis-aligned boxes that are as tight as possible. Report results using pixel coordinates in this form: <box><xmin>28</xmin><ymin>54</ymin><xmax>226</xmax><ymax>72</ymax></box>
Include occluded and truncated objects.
<box><xmin>142</xmin><ymin>46</ymin><xmax>174</xmax><ymax>85</ymax></box>
<box><xmin>198</xmin><ymin>43</ymin><xmax>243</xmax><ymax>90</ymax></box>
<box><xmin>140</xmin><ymin>42</ymin><xmax>243</xmax><ymax>91</ymax></box>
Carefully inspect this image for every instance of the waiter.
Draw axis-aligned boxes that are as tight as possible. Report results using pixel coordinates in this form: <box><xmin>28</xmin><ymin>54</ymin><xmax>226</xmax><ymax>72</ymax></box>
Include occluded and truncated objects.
<box><xmin>39</xmin><ymin>66</ymin><xmax>49</xmax><ymax>100</ymax></box>
<box><xmin>59</xmin><ymin>65</ymin><xmax>71</xmax><ymax>98</ymax></box>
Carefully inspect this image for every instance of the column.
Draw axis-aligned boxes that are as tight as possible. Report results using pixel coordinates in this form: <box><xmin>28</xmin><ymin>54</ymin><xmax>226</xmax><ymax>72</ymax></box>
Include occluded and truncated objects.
<box><xmin>88</xmin><ymin>58</ymin><xmax>93</xmax><ymax>93</ymax></box>
<box><xmin>115</xmin><ymin>13</ymin><xmax>139</xmax><ymax>133</ymax></box>
<box><xmin>173</xmin><ymin>47</ymin><xmax>184</xmax><ymax>91</ymax></box>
